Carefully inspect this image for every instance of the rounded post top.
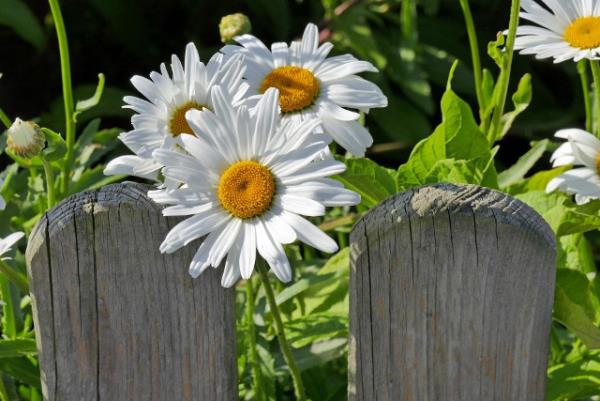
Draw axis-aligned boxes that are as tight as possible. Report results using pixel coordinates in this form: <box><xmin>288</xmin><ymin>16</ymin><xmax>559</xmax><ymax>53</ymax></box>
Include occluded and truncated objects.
<box><xmin>354</xmin><ymin>183</ymin><xmax>555</xmax><ymax>249</ymax></box>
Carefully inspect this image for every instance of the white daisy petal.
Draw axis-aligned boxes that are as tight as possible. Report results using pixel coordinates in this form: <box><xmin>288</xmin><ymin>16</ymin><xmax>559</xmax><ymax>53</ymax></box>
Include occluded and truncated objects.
<box><xmin>256</xmin><ymin>220</ymin><xmax>292</xmax><ymax>283</ymax></box>
<box><xmin>103</xmin><ymin>156</ymin><xmax>160</xmax><ymax>181</ymax></box>
<box><xmin>239</xmin><ymin>222</ymin><xmax>257</xmax><ymax>279</ymax></box>
<box><xmin>280</xmin><ymin>212</ymin><xmax>338</xmax><ymax>254</ymax></box>
<box><xmin>0</xmin><ymin>232</ymin><xmax>25</xmax><ymax>258</ymax></box>
<box><xmin>320</xmin><ymin>117</ymin><xmax>373</xmax><ymax>157</ymax></box>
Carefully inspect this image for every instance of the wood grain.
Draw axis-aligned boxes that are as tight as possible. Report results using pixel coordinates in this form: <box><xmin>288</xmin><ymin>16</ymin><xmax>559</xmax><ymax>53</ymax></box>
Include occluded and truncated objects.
<box><xmin>348</xmin><ymin>184</ymin><xmax>556</xmax><ymax>401</ymax></box>
<box><xmin>26</xmin><ymin>182</ymin><xmax>238</xmax><ymax>401</ymax></box>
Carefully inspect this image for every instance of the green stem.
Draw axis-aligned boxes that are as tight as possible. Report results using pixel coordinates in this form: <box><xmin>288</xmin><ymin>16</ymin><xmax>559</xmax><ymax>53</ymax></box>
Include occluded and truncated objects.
<box><xmin>459</xmin><ymin>0</ymin><xmax>484</xmax><ymax>118</ymax></box>
<box><xmin>245</xmin><ymin>278</ymin><xmax>265</xmax><ymax>401</ymax></box>
<box><xmin>0</xmin><ymin>276</ymin><xmax>16</xmax><ymax>338</ymax></box>
<box><xmin>0</xmin><ymin>108</ymin><xmax>11</xmax><ymax>130</ymax></box>
<box><xmin>578</xmin><ymin>60</ymin><xmax>593</xmax><ymax>133</ymax></box>
<box><xmin>401</xmin><ymin>0</ymin><xmax>417</xmax><ymax>44</ymax></box>
<box><xmin>256</xmin><ymin>260</ymin><xmax>306</xmax><ymax>401</ymax></box>
<box><xmin>0</xmin><ymin>260</ymin><xmax>29</xmax><ymax>295</ymax></box>
<box><xmin>488</xmin><ymin>0</ymin><xmax>521</xmax><ymax>142</ymax></box>
<box><xmin>48</xmin><ymin>0</ymin><xmax>76</xmax><ymax>195</ymax></box>
<box><xmin>42</xmin><ymin>158</ymin><xmax>57</xmax><ymax>209</ymax></box>
<box><xmin>590</xmin><ymin>60</ymin><xmax>600</xmax><ymax>137</ymax></box>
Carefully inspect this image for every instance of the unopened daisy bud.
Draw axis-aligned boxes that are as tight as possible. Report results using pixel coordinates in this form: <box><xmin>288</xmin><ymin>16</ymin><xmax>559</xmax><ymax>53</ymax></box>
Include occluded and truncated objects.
<box><xmin>219</xmin><ymin>13</ymin><xmax>252</xmax><ymax>44</ymax></box>
<box><xmin>7</xmin><ymin>118</ymin><xmax>45</xmax><ymax>159</ymax></box>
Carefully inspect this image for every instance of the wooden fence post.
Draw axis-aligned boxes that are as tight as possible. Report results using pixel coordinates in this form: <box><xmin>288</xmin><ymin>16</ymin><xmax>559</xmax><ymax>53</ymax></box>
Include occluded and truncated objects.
<box><xmin>349</xmin><ymin>183</ymin><xmax>556</xmax><ymax>401</ymax></box>
<box><xmin>26</xmin><ymin>182</ymin><xmax>238</xmax><ymax>401</ymax></box>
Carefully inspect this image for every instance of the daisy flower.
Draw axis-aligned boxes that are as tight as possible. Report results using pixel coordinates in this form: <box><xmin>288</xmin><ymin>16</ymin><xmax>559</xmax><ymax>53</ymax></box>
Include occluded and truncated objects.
<box><xmin>104</xmin><ymin>43</ymin><xmax>248</xmax><ymax>181</ymax></box>
<box><xmin>515</xmin><ymin>0</ymin><xmax>600</xmax><ymax>63</ymax></box>
<box><xmin>547</xmin><ymin>128</ymin><xmax>600</xmax><ymax>204</ymax></box>
<box><xmin>0</xmin><ymin>232</ymin><xmax>24</xmax><ymax>260</ymax></box>
<box><xmin>150</xmin><ymin>86</ymin><xmax>360</xmax><ymax>287</ymax></box>
<box><xmin>222</xmin><ymin>23</ymin><xmax>387</xmax><ymax>156</ymax></box>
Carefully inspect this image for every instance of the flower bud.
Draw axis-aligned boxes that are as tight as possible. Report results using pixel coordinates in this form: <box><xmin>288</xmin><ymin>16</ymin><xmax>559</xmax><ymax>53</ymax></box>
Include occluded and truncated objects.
<box><xmin>7</xmin><ymin>118</ymin><xmax>45</xmax><ymax>159</ymax></box>
<box><xmin>219</xmin><ymin>13</ymin><xmax>252</xmax><ymax>44</ymax></box>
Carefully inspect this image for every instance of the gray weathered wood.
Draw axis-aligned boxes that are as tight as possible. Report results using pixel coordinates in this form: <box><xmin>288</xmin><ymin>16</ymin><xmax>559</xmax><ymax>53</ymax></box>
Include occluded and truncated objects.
<box><xmin>349</xmin><ymin>183</ymin><xmax>556</xmax><ymax>401</ymax></box>
<box><xmin>26</xmin><ymin>182</ymin><xmax>238</xmax><ymax>401</ymax></box>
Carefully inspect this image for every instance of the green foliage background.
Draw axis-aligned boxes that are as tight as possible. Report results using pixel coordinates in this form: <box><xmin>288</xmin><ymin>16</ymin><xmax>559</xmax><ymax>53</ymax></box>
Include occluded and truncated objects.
<box><xmin>1</xmin><ymin>1</ymin><xmax>600</xmax><ymax>401</ymax></box>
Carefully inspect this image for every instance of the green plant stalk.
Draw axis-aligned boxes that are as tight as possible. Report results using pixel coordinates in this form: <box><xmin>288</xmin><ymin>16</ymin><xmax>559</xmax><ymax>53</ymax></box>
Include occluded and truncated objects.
<box><xmin>48</xmin><ymin>0</ymin><xmax>76</xmax><ymax>195</ymax></box>
<box><xmin>42</xmin><ymin>158</ymin><xmax>57</xmax><ymax>209</ymax></box>
<box><xmin>245</xmin><ymin>278</ymin><xmax>265</xmax><ymax>401</ymax></box>
<box><xmin>0</xmin><ymin>375</ymin><xmax>9</xmax><ymax>401</ymax></box>
<box><xmin>488</xmin><ymin>0</ymin><xmax>521</xmax><ymax>142</ymax></box>
<box><xmin>0</xmin><ymin>108</ymin><xmax>11</xmax><ymax>130</ymax></box>
<box><xmin>459</xmin><ymin>0</ymin><xmax>484</xmax><ymax>118</ymax></box>
<box><xmin>0</xmin><ymin>276</ymin><xmax>16</xmax><ymax>338</ymax></box>
<box><xmin>590</xmin><ymin>61</ymin><xmax>600</xmax><ymax>137</ymax></box>
<box><xmin>578</xmin><ymin>60</ymin><xmax>593</xmax><ymax>133</ymax></box>
<box><xmin>401</xmin><ymin>0</ymin><xmax>417</xmax><ymax>44</ymax></box>
<box><xmin>256</xmin><ymin>260</ymin><xmax>306</xmax><ymax>401</ymax></box>
<box><xmin>0</xmin><ymin>260</ymin><xmax>29</xmax><ymax>295</ymax></box>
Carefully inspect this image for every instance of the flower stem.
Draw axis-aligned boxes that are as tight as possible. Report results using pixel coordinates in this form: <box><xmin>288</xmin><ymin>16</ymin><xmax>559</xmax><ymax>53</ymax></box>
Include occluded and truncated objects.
<box><xmin>590</xmin><ymin>60</ymin><xmax>600</xmax><ymax>137</ymax></box>
<box><xmin>245</xmin><ymin>278</ymin><xmax>265</xmax><ymax>401</ymax></box>
<box><xmin>401</xmin><ymin>0</ymin><xmax>417</xmax><ymax>43</ymax></box>
<box><xmin>42</xmin><ymin>158</ymin><xmax>57</xmax><ymax>209</ymax></box>
<box><xmin>578</xmin><ymin>60</ymin><xmax>593</xmax><ymax>133</ymax></box>
<box><xmin>256</xmin><ymin>259</ymin><xmax>306</xmax><ymax>401</ymax></box>
<box><xmin>488</xmin><ymin>0</ymin><xmax>521</xmax><ymax>142</ymax></box>
<box><xmin>459</xmin><ymin>0</ymin><xmax>484</xmax><ymax>118</ymax></box>
<box><xmin>0</xmin><ymin>108</ymin><xmax>11</xmax><ymax>129</ymax></box>
<box><xmin>48</xmin><ymin>0</ymin><xmax>76</xmax><ymax>195</ymax></box>
<box><xmin>0</xmin><ymin>259</ymin><xmax>29</xmax><ymax>295</ymax></box>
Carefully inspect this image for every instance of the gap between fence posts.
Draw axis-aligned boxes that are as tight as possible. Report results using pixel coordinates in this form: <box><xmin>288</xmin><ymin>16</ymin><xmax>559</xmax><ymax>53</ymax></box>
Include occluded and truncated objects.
<box><xmin>348</xmin><ymin>183</ymin><xmax>556</xmax><ymax>401</ymax></box>
<box><xmin>26</xmin><ymin>182</ymin><xmax>238</xmax><ymax>401</ymax></box>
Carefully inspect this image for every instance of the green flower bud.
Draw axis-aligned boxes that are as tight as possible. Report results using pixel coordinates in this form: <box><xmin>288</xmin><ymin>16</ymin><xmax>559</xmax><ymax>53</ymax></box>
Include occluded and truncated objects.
<box><xmin>219</xmin><ymin>13</ymin><xmax>252</xmax><ymax>44</ymax></box>
<box><xmin>7</xmin><ymin>118</ymin><xmax>45</xmax><ymax>159</ymax></box>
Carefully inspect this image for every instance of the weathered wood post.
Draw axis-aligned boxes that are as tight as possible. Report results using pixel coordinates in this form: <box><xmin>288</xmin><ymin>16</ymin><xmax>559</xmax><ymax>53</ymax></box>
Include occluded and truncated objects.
<box><xmin>349</xmin><ymin>184</ymin><xmax>556</xmax><ymax>401</ymax></box>
<box><xmin>26</xmin><ymin>182</ymin><xmax>237</xmax><ymax>401</ymax></box>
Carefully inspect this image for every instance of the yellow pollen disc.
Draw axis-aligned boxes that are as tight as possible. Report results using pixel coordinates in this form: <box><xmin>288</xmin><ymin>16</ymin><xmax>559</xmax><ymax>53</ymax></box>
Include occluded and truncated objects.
<box><xmin>168</xmin><ymin>101</ymin><xmax>205</xmax><ymax>137</ymax></box>
<box><xmin>217</xmin><ymin>161</ymin><xmax>276</xmax><ymax>219</ymax></box>
<box><xmin>596</xmin><ymin>152</ymin><xmax>600</xmax><ymax>174</ymax></box>
<box><xmin>564</xmin><ymin>17</ymin><xmax>600</xmax><ymax>49</ymax></box>
<box><xmin>260</xmin><ymin>66</ymin><xmax>320</xmax><ymax>113</ymax></box>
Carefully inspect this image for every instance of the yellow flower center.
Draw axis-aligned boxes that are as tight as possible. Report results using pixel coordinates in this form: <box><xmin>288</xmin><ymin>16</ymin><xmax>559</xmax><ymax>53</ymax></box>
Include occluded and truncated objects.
<box><xmin>168</xmin><ymin>101</ymin><xmax>205</xmax><ymax>137</ymax></box>
<box><xmin>564</xmin><ymin>17</ymin><xmax>600</xmax><ymax>49</ymax></box>
<box><xmin>260</xmin><ymin>66</ymin><xmax>320</xmax><ymax>113</ymax></box>
<box><xmin>217</xmin><ymin>161</ymin><xmax>276</xmax><ymax>219</ymax></box>
<box><xmin>596</xmin><ymin>152</ymin><xmax>600</xmax><ymax>174</ymax></box>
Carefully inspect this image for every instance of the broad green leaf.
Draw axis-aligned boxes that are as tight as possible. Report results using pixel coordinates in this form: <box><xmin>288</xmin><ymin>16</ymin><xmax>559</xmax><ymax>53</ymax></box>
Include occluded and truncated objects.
<box><xmin>285</xmin><ymin>313</ymin><xmax>348</xmax><ymax>348</ymax></box>
<box><xmin>41</xmin><ymin>128</ymin><xmax>66</xmax><ymax>162</ymax></box>
<box><xmin>507</xmin><ymin>166</ymin><xmax>569</xmax><ymax>195</ymax></box>
<box><xmin>547</xmin><ymin>352</ymin><xmax>600</xmax><ymax>401</ymax></box>
<box><xmin>0</xmin><ymin>357</ymin><xmax>40</xmax><ymax>389</ymax></box>
<box><xmin>554</xmin><ymin>269</ymin><xmax>600</xmax><ymax>349</ymax></box>
<box><xmin>73</xmin><ymin>74</ymin><xmax>106</xmax><ymax>123</ymax></box>
<box><xmin>335</xmin><ymin>158</ymin><xmax>399</xmax><ymax>208</ymax></box>
<box><xmin>498</xmin><ymin>139</ymin><xmax>549</xmax><ymax>189</ymax></box>
<box><xmin>558</xmin><ymin>234</ymin><xmax>596</xmax><ymax>274</ymax></box>
<box><xmin>0</xmin><ymin>339</ymin><xmax>36</xmax><ymax>358</ymax></box>
<box><xmin>0</xmin><ymin>0</ymin><xmax>45</xmax><ymax>50</ymax></box>
<box><xmin>517</xmin><ymin>191</ymin><xmax>600</xmax><ymax>236</ymax></box>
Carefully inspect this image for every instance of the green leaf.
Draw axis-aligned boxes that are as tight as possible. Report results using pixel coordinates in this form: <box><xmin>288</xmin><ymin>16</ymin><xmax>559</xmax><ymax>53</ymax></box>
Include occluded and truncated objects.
<box><xmin>558</xmin><ymin>234</ymin><xmax>596</xmax><ymax>274</ymax></box>
<box><xmin>73</xmin><ymin>74</ymin><xmax>106</xmax><ymax>123</ymax></box>
<box><xmin>498</xmin><ymin>139</ymin><xmax>549</xmax><ymax>188</ymax></box>
<box><xmin>335</xmin><ymin>158</ymin><xmax>399</xmax><ymax>209</ymax></box>
<box><xmin>0</xmin><ymin>357</ymin><xmax>40</xmax><ymax>389</ymax></box>
<box><xmin>487</xmin><ymin>33</ymin><xmax>506</xmax><ymax>68</ymax></box>
<box><xmin>41</xmin><ymin>128</ymin><xmax>66</xmax><ymax>162</ymax></box>
<box><xmin>516</xmin><ymin>191</ymin><xmax>600</xmax><ymax>236</ymax></box>
<box><xmin>547</xmin><ymin>352</ymin><xmax>600</xmax><ymax>401</ymax></box>
<box><xmin>0</xmin><ymin>0</ymin><xmax>45</xmax><ymax>50</ymax></box>
<box><xmin>498</xmin><ymin>74</ymin><xmax>532</xmax><ymax>140</ymax></box>
<box><xmin>554</xmin><ymin>269</ymin><xmax>600</xmax><ymax>349</ymax></box>
<box><xmin>285</xmin><ymin>313</ymin><xmax>348</xmax><ymax>348</ymax></box>
<box><xmin>0</xmin><ymin>339</ymin><xmax>36</xmax><ymax>358</ymax></box>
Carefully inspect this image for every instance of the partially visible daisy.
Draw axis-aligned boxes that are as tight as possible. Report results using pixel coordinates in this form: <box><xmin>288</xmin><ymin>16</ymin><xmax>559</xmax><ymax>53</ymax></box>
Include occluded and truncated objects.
<box><xmin>547</xmin><ymin>128</ymin><xmax>600</xmax><ymax>204</ymax></box>
<box><xmin>0</xmin><ymin>232</ymin><xmax>24</xmax><ymax>260</ymax></box>
<box><xmin>222</xmin><ymin>23</ymin><xmax>387</xmax><ymax>156</ymax></box>
<box><xmin>515</xmin><ymin>0</ymin><xmax>600</xmax><ymax>63</ymax></box>
<box><xmin>150</xmin><ymin>86</ymin><xmax>360</xmax><ymax>287</ymax></box>
<box><xmin>104</xmin><ymin>43</ymin><xmax>248</xmax><ymax>181</ymax></box>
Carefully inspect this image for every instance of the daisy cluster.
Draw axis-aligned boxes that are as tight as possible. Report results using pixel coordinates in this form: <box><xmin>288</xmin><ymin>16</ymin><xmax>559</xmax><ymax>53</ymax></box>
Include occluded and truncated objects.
<box><xmin>514</xmin><ymin>0</ymin><xmax>600</xmax><ymax>204</ymax></box>
<box><xmin>105</xmin><ymin>23</ymin><xmax>387</xmax><ymax>287</ymax></box>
